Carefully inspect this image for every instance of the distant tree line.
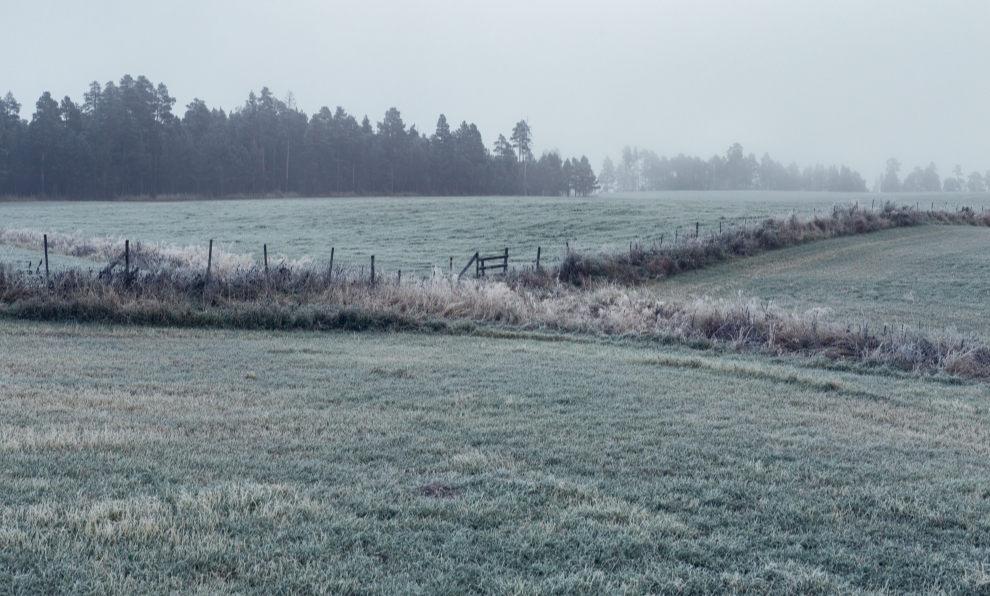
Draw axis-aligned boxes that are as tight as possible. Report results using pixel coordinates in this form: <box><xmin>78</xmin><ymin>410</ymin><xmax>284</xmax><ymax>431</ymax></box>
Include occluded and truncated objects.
<box><xmin>597</xmin><ymin>144</ymin><xmax>869</xmax><ymax>193</ymax></box>
<box><xmin>877</xmin><ymin>159</ymin><xmax>989</xmax><ymax>193</ymax></box>
<box><xmin>0</xmin><ymin>75</ymin><xmax>599</xmax><ymax>199</ymax></box>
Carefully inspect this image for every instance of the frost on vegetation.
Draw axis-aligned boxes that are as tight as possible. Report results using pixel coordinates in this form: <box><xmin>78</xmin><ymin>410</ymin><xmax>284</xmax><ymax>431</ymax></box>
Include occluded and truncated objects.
<box><xmin>0</xmin><ymin>424</ymin><xmax>168</xmax><ymax>452</ymax></box>
<box><xmin>4</xmin><ymin>202</ymin><xmax>990</xmax><ymax>380</ymax></box>
<box><xmin>0</xmin><ymin>483</ymin><xmax>323</xmax><ymax>554</ymax></box>
<box><xmin>0</xmin><ymin>227</ymin><xmax>313</xmax><ymax>275</ymax></box>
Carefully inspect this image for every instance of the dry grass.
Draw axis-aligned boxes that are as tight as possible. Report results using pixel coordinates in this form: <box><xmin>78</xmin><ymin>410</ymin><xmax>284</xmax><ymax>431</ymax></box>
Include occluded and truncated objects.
<box><xmin>2</xmin><ymin>258</ymin><xmax>989</xmax><ymax>381</ymax></box>
<box><xmin>0</xmin><ymin>227</ymin><xmax>266</xmax><ymax>273</ymax></box>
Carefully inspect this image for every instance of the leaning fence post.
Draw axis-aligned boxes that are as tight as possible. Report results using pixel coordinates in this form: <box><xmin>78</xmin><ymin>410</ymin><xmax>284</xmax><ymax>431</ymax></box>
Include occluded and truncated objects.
<box><xmin>457</xmin><ymin>252</ymin><xmax>478</xmax><ymax>281</ymax></box>
<box><xmin>328</xmin><ymin>247</ymin><xmax>334</xmax><ymax>279</ymax></box>
<box><xmin>43</xmin><ymin>234</ymin><xmax>50</xmax><ymax>287</ymax></box>
<box><xmin>207</xmin><ymin>239</ymin><xmax>213</xmax><ymax>281</ymax></box>
<box><xmin>370</xmin><ymin>255</ymin><xmax>375</xmax><ymax>285</ymax></box>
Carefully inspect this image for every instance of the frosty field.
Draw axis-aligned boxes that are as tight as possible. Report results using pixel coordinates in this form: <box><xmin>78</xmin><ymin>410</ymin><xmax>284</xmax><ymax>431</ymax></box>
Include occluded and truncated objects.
<box><xmin>3</xmin><ymin>191</ymin><xmax>989</xmax><ymax>275</ymax></box>
<box><xmin>4</xmin><ymin>193</ymin><xmax>990</xmax><ymax>593</ymax></box>
<box><xmin>2</xmin><ymin>319</ymin><xmax>990</xmax><ymax>594</ymax></box>
<box><xmin>658</xmin><ymin>224</ymin><xmax>990</xmax><ymax>336</ymax></box>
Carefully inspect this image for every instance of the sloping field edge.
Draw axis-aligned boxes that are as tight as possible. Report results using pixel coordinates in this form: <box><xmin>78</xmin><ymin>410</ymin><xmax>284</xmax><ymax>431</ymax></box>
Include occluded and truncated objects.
<box><xmin>560</xmin><ymin>203</ymin><xmax>990</xmax><ymax>285</ymax></box>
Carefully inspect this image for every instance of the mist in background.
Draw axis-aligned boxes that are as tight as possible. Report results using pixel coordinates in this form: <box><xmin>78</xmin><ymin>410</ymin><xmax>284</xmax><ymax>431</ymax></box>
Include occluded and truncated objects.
<box><xmin>3</xmin><ymin>0</ymin><xmax>988</xmax><ymax>181</ymax></box>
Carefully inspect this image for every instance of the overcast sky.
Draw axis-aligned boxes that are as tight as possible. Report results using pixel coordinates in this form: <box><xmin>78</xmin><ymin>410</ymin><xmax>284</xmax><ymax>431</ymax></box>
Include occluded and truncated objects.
<box><xmin>3</xmin><ymin>0</ymin><xmax>988</xmax><ymax>181</ymax></box>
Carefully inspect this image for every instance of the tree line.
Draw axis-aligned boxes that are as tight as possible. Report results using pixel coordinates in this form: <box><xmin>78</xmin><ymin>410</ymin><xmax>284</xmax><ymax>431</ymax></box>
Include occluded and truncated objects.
<box><xmin>598</xmin><ymin>144</ymin><xmax>869</xmax><ymax>193</ymax></box>
<box><xmin>0</xmin><ymin>75</ymin><xmax>599</xmax><ymax>199</ymax></box>
<box><xmin>877</xmin><ymin>159</ymin><xmax>989</xmax><ymax>193</ymax></box>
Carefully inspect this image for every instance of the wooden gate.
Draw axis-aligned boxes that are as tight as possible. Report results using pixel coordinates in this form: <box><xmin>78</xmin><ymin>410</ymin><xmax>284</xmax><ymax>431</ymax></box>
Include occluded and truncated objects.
<box><xmin>458</xmin><ymin>248</ymin><xmax>508</xmax><ymax>280</ymax></box>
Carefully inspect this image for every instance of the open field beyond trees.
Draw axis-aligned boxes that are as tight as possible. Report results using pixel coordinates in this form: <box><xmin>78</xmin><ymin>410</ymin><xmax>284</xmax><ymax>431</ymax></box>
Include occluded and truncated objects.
<box><xmin>2</xmin><ymin>320</ymin><xmax>990</xmax><ymax>594</ymax></box>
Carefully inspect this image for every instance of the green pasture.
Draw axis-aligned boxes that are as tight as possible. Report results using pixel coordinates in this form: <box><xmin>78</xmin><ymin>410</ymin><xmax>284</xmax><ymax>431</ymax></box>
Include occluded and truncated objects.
<box><xmin>657</xmin><ymin>224</ymin><xmax>990</xmax><ymax>336</ymax></box>
<box><xmin>1</xmin><ymin>319</ymin><xmax>989</xmax><ymax>594</ymax></box>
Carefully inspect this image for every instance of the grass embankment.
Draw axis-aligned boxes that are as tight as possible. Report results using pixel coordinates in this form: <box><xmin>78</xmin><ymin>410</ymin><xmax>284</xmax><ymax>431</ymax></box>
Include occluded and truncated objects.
<box><xmin>560</xmin><ymin>203</ymin><xmax>990</xmax><ymax>285</ymax></box>
<box><xmin>659</xmin><ymin>224</ymin><xmax>990</xmax><ymax>336</ymax></box>
<box><xmin>1</xmin><ymin>320</ymin><xmax>989</xmax><ymax>594</ymax></box>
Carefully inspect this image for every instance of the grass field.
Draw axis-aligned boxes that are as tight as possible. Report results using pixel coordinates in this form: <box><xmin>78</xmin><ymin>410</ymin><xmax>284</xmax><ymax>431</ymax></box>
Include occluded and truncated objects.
<box><xmin>657</xmin><ymin>225</ymin><xmax>990</xmax><ymax>336</ymax></box>
<box><xmin>4</xmin><ymin>191</ymin><xmax>989</xmax><ymax>274</ymax></box>
<box><xmin>2</xmin><ymin>319</ymin><xmax>990</xmax><ymax>594</ymax></box>
<box><xmin>5</xmin><ymin>193</ymin><xmax>990</xmax><ymax>593</ymax></box>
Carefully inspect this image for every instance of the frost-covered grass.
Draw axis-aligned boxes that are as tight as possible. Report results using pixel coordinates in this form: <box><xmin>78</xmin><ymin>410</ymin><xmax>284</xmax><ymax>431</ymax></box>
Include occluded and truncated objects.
<box><xmin>4</xmin><ymin>191</ymin><xmax>989</xmax><ymax>275</ymax></box>
<box><xmin>659</xmin><ymin>224</ymin><xmax>990</xmax><ymax>336</ymax></box>
<box><xmin>4</xmin><ymin>203</ymin><xmax>990</xmax><ymax>380</ymax></box>
<box><xmin>1</xmin><ymin>319</ymin><xmax>989</xmax><ymax>594</ymax></box>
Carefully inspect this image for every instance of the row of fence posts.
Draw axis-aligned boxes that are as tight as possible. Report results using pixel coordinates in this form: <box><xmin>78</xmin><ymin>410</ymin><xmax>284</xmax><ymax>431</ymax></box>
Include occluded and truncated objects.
<box><xmin>20</xmin><ymin>213</ymin><xmax>821</xmax><ymax>290</ymax></box>
<box><xmin>194</xmin><ymin>240</ymin><xmax>414</xmax><ymax>287</ymax></box>
<box><xmin>16</xmin><ymin>208</ymin><xmax>833</xmax><ymax>290</ymax></box>
<box><xmin>52</xmin><ymin>199</ymin><xmax>977</xmax><ymax>291</ymax></box>
<box><xmin>31</xmin><ymin>199</ymin><xmax>987</xmax><ymax>294</ymax></box>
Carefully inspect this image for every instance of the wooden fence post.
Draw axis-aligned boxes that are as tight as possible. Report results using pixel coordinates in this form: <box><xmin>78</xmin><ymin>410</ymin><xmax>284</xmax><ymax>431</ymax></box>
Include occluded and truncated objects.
<box><xmin>370</xmin><ymin>255</ymin><xmax>375</xmax><ymax>284</ymax></box>
<box><xmin>207</xmin><ymin>239</ymin><xmax>213</xmax><ymax>281</ymax></box>
<box><xmin>398</xmin><ymin>269</ymin><xmax>401</xmax><ymax>285</ymax></box>
<box><xmin>328</xmin><ymin>247</ymin><xmax>334</xmax><ymax>279</ymax></box>
<box><xmin>536</xmin><ymin>246</ymin><xmax>541</xmax><ymax>270</ymax></box>
<box><xmin>457</xmin><ymin>252</ymin><xmax>479</xmax><ymax>281</ymax></box>
<box><xmin>43</xmin><ymin>234</ymin><xmax>50</xmax><ymax>287</ymax></box>
<box><xmin>449</xmin><ymin>256</ymin><xmax>453</xmax><ymax>278</ymax></box>
<box><xmin>264</xmin><ymin>244</ymin><xmax>268</xmax><ymax>275</ymax></box>
<box><xmin>696</xmin><ymin>222</ymin><xmax>699</xmax><ymax>238</ymax></box>
<box><xmin>125</xmin><ymin>239</ymin><xmax>130</xmax><ymax>280</ymax></box>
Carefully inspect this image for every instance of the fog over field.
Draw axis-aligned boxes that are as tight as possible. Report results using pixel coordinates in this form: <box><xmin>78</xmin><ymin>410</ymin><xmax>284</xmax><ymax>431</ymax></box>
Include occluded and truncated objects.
<box><xmin>3</xmin><ymin>0</ymin><xmax>989</xmax><ymax>179</ymax></box>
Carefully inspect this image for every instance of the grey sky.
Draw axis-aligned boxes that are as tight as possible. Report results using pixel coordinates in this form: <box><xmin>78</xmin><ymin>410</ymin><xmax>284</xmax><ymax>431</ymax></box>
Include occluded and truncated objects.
<box><xmin>4</xmin><ymin>0</ymin><xmax>988</xmax><ymax>181</ymax></box>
